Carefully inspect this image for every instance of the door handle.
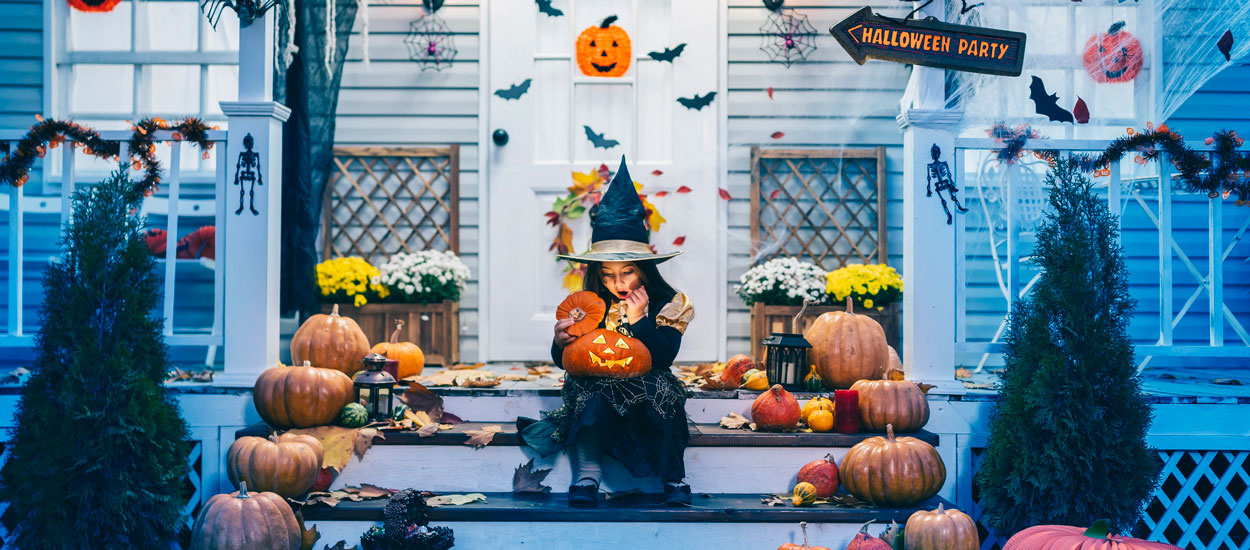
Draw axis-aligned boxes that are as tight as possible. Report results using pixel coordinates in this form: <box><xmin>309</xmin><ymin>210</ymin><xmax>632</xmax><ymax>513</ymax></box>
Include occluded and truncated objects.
<box><xmin>492</xmin><ymin>129</ymin><xmax>509</xmax><ymax>146</ymax></box>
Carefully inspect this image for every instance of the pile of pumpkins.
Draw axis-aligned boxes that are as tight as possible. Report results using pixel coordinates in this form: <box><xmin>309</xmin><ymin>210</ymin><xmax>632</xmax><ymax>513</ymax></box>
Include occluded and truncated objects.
<box><xmin>783</xmin><ymin>421</ymin><xmax>945</xmax><ymax>509</ymax></box>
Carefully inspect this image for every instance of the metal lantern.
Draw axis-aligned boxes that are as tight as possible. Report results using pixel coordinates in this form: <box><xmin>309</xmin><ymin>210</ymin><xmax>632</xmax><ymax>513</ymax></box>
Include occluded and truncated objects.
<box><xmin>761</xmin><ymin>332</ymin><xmax>811</xmax><ymax>389</ymax></box>
<box><xmin>354</xmin><ymin>353</ymin><xmax>397</xmax><ymax>421</ymax></box>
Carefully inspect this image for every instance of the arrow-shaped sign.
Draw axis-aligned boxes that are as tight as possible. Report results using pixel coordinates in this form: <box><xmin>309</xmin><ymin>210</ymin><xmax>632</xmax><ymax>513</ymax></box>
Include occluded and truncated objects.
<box><xmin>830</xmin><ymin>7</ymin><xmax>1026</xmax><ymax>77</ymax></box>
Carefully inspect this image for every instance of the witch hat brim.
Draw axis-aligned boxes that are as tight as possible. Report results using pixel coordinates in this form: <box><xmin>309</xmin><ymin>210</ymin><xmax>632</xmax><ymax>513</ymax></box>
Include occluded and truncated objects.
<box><xmin>556</xmin><ymin>155</ymin><xmax>682</xmax><ymax>264</ymax></box>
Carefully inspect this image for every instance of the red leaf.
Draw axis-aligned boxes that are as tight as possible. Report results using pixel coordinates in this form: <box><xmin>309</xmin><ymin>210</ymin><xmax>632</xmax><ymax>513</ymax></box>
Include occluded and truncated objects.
<box><xmin>767</xmin><ymin>87</ymin><xmax>774</xmax><ymax>100</ymax></box>
<box><xmin>770</xmin><ymin>131</ymin><xmax>785</xmax><ymax>139</ymax></box>
<box><xmin>651</xmin><ymin>169</ymin><xmax>663</xmax><ymax>176</ymax></box>
<box><xmin>544</xmin><ymin>211</ymin><xmax>560</xmax><ymax>226</ymax></box>
<box><xmin>654</xmin><ymin>191</ymin><xmax>669</xmax><ymax>197</ymax></box>
<box><xmin>676</xmin><ymin>185</ymin><xmax>692</xmax><ymax>194</ymax></box>
<box><xmin>718</xmin><ymin>188</ymin><xmax>732</xmax><ymax>200</ymax></box>
<box><xmin>1073</xmin><ymin>97</ymin><xmax>1090</xmax><ymax>124</ymax></box>
<box><xmin>598</xmin><ymin>164</ymin><xmax>611</xmax><ymax>181</ymax></box>
<box><xmin>769</xmin><ymin>189</ymin><xmax>781</xmax><ymax>201</ymax></box>
<box><xmin>672</xmin><ymin>236</ymin><xmax>686</xmax><ymax>246</ymax></box>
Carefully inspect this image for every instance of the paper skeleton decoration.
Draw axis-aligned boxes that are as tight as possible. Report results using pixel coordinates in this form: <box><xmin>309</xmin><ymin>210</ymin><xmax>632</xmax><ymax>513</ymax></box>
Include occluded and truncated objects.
<box><xmin>926</xmin><ymin>144</ymin><xmax>968</xmax><ymax>225</ymax></box>
<box><xmin>233</xmin><ymin>134</ymin><xmax>263</xmax><ymax>216</ymax></box>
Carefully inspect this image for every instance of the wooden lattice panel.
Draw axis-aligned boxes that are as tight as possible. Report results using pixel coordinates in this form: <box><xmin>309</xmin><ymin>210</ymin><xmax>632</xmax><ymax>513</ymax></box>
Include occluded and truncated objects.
<box><xmin>324</xmin><ymin>146</ymin><xmax>460</xmax><ymax>263</ymax></box>
<box><xmin>749</xmin><ymin>147</ymin><xmax>887</xmax><ymax>271</ymax></box>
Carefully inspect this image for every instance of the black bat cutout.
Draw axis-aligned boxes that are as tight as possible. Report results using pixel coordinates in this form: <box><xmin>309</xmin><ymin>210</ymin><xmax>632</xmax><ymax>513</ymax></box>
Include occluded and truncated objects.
<box><xmin>494</xmin><ymin>79</ymin><xmax>532</xmax><ymax>100</ymax></box>
<box><xmin>1029</xmin><ymin>76</ymin><xmax>1074</xmax><ymax>124</ymax></box>
<box><xmin>647</xmin><ymin>43</ymin><xmax>687</xmax><ymax>62</ymax></box>
<box><xmin>677</xmin><ymin>91</ymin><xmax>717</xmax><ymax>111</ymax></box>
<box><xmin>1218</xmin><ymin>30</ymin><xmax>1234</xmax><ymax>61</ymax></box>
<box><xmin>535</xmin><ymin>0</ymin><xmax>563</xmax><ymax>17</ymax></box>
<box><xmin>583</xmin><ymin>125</ymin><xmax>620</xmax><ymax>149</ymax></box>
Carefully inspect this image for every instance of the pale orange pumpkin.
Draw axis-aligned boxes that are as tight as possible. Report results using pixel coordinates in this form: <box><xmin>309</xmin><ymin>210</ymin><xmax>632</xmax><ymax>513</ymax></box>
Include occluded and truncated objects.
<box><xmin>371</xmin><ymin>319</ymin><xmax>425</xmax><ymax>379</ymax></box>
<box><xmin>777</xmin><ymin>522</ymin><xmax>832</xmax><ymax>550</ymax></box>
<box><xmin>1003</xmin><ymin>521</ymin><xmax>1181</xmax><ymax>550</ymax></box>
<box><xmin>839</xmin><ymin>424</ymin><xmax>946</xmax><ymax>506</ymax></box>
<box><xmin>291</xmin><ymin>304</ymin><xmax>371</xmax><ymax>376</ymax></box>
<box><xmin>189</xmin><ymin>482</ymin><xmax>301</xmax><ymax>550</ymax></box>
<box><xmin>226</xmin><ymin>433</ymin><xmax>325</xmax><ymax>499</ymax></box>
<box><xmin>850</xmin><ymin>368</ymin><xmax>930</xmax><ymax>433</ymax></box>
<box><xmin>576</xmin><ymin>15</ymin><xmax>631</xmax><ymax>77</ymax></box>
<box><xmin>253</xmin><ymin>361</ymin><xmax>355</xmax><ymax>429</ymax></box>
<box><xmin>804</xmin><ymin>297</ymin><xmax>888</xmax><ymax>389</ymax></box>
<box><xmin>904</xmin><ymin>503</ymin><xmax>979</xmax><ymax>550</ymax></box>
<box><xmin>562</xmin><ymin>328</ymin><xmax>652</xmax><ymax>378</ymax></box>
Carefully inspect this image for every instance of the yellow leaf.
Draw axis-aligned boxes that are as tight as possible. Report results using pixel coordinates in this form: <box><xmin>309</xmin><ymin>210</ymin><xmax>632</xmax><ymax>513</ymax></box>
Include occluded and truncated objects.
<box><xmin>569</xmin><ymin>168</ymin><xmax>600</xmax><ymax>194</ymax></box>
<box><xmin>405</xmin><ymin>408</ymin><xmax>433</xmax><ymax>428</ymax></box>
<box><xmin>287</xmin><ymin>426</ymin><xmax>359</xmax><ymax>472</ymax></box>
<box><xmin>562</xmin><ymin>268</ymin><xmax>584</xmax><ymax>292</ymax></box>
<box><xmin>426</xmin><ymin>493</ymin><xmax>487</xmax><ymax>507</ymax></box>
<box><xmin>640</xmin><ymin>195</ymin><xmax>666</xmax><ymax>233</ymax></box>
<box><xmin>354</xmin><ymin>427</ymin><xmax>383</xmax><ymax>459</ymax></box>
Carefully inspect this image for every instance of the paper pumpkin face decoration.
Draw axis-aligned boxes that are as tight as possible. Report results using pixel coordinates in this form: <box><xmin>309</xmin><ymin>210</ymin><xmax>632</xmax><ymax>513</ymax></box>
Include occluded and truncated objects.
<box><xmin>562</xmin><ymin>328</ymin><xmax>652</xmax><ymax>378</ymax></box>
<box><xmin>1083</xmin><ymin>22</ymin><xmax>1143</xmax><ymax>83</ymax></box>
<box><xmin>577</xmin><ymin>15</ymin><xmax>632</xmax><ymax>77</ymax></box>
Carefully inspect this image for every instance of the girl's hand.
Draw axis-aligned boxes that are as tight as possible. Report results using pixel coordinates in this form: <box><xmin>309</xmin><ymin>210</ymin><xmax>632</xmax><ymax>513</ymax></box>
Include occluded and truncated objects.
<box><xmin>554</xmin><ymin>318</ymin><xmax>577</xmax><ymax>347</ymax></box>
<box><xmin>625</xmin><ymin>286</ymin><xmax>648</xmax><ymax>324</ymax></box>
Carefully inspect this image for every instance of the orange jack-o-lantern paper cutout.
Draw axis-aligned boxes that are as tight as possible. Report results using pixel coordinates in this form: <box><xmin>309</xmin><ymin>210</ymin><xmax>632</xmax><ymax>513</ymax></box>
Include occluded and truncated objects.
<box><xmin>576</xmin><ymin>15</ymin><xmax>632</xmax><ymax>77</ymax></box>
<box><xmin>1083</xmin><ymin>21</ymin><xmax>1143</xmax><ymax>84</ymax></box>
<box><xmin>68</xmin><ymin>0</ymin><xmax>123</xmax><ymax>12</ymax></box>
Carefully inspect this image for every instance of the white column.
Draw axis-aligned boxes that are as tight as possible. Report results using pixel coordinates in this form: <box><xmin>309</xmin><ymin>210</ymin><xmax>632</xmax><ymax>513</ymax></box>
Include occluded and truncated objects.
<box><xmin>213</xmin><ymin>10</ymin><xmax>291</xmax><ymax>387</ymax></box>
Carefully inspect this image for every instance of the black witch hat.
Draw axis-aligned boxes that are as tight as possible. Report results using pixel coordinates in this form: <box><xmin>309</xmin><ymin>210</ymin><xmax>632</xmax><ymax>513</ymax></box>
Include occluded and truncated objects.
<box><xmin>557</xmin><ymin>155</ymin><xmax>682</xmax><ymax>264</ymax></box>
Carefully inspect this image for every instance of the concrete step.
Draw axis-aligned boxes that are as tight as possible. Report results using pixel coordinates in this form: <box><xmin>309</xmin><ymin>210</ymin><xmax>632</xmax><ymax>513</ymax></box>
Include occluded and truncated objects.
<box><xmin>239</xmin><ymin>424</ymin><xmax>940</xmax><ymax>495</ymax></box>
<box><xmin>302</xmin><ymin>492</ymin><xmax>950</xmax><ymax>550</ymax></box>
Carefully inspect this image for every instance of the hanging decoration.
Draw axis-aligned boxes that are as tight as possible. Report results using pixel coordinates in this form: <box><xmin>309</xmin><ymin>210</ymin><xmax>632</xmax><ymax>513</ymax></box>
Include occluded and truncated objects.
<box><xmin>987</xmin><ymin>123</ymin><xmax>1045</xmax><ymax>166</ymax></box>
<box><xmin>535</xmin><ymin>0</ymin><xmax>563</xmax><ymax>17</ymax></box>
<box><xmin>233</xmin><ymin>134</ymin><xmax>264</xmax><ymax>216</ymax></box>
<box><xmin>758</xmin><ymin>3</ymin><xmax>818</xmax><ymax>68</ymax></box>
<box><xmin>325</xmin><ymin>0</ymin><xmax>336</xmax><ymax>73</ymax></box>
<box><xmin>926</xmin><ymin>144</ymin><xmax>969</xmax><ymax>225</ymax></box>
<box><xmin>67</xmin><ymin>0</ymin><xmax>123</xmax><ymax>13</ymax></box>
<box><xmin>676</xmin><ymin>92</ymin><xmax>717</xmax><ymax>111</ymax></box>
<box><xmin>199</xmin><ymin>0</ymin><xmax>281</xmax><ymax>29</ymax></box>
<box><xmin>494</xmin><ymin>79</ymin><xmax>532</xmax><ymax>101</ymax></box>
<box><xmin>1028</xmin><ymin>76</ymin><xmax>1075</xmax><ymax>124</ymax></box>
<box><xmin>583</xmin><ymin>125</ymin><xmax>620</xmax><ymax>149</ymax></box>
<box><xmin>647</xmin><ymin>44</ymin><xmax>686</xmax><ymax>62</ymax></box>
<box><xmin>1070</xmin><ymin>126</ymin><xmax>1250</xmax><ymax>204</ymax></box>
<box><xmin>357</xmin><ymin>0</ymin><xmax>369</xmax><ymax>67</ymax></box>
<box><xmin>576</xmin><ymin>16</ymin><xmax>632</xmax><ymax>77</ymax></box>
<box><xmin>1218</xmin><ymin>30</ymin><xmax>1235</xmax><ymax>61</ymax></box>
<box><xmin>829</xmin><ymin>6</ymin><xmax>1026</xmax><ymax>76</ymax></box>
<box><xmin>404</xmin><ymin>0</ymin><xmax>457</xmax><ymax>71</ymax></box>
<box><xmin>1082</xmin><ymin>22</ymin><xmax>1143</xmax><ymax>83</ymax></box>
<box><xmin>0</xmin><ymin>116</ymin><xmax>215</xmax><ymax>198</ymax></box>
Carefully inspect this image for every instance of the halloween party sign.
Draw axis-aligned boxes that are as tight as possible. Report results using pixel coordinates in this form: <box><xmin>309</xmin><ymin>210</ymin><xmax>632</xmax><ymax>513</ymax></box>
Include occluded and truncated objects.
<box><xmin>830</xmin><ymin>6</ymin><xmax>1026</xmax><ymax>77</ymax></box>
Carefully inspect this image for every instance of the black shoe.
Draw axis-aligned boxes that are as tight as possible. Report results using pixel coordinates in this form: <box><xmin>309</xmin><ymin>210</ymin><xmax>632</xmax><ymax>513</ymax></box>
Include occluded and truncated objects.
<box><xmin>569</xmin><ymin>478</ymin><xmax>600</xmax><ymax>506</ymax></box>
<box><xmin>662</xmin><ymin>482</ymin><xmax>691</xmax><ymax>506</ymax></box>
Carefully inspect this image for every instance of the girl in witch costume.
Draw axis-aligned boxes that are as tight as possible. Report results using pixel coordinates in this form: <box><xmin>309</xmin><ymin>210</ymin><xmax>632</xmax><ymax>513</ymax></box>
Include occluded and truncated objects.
<box><xmin>518</xmin><ymin>156</ymin><xmax>695</xmax><ymax>507</ymax></box>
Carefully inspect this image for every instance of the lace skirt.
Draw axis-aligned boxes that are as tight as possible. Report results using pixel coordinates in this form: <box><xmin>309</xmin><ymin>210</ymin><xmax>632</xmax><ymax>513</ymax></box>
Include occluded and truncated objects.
<box><xmin>517</xmin><ymin>370</ymin><xmax>691</xmax><ymax>481</ymax></box>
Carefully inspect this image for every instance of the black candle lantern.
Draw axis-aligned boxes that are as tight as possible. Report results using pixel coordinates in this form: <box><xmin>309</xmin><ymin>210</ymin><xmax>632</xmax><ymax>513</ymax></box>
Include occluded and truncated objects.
<box><xmin>354</xmin><ymin>353</ymin><xmax>397</xmax><ymax>421</ymax></box>
<box><xmin>761</xmin><ymin>333</ymin><xmax>811</xmax><ymax>389</ymax></box>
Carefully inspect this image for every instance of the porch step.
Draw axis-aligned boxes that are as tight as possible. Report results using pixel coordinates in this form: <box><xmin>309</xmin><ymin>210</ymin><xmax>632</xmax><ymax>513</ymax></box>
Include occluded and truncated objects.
<box><xmin>301</xmin><ymin>493</ymin><xmax>952</xmax><ymax>549</ymax></box>
<box><xmin>237</xmin><ymin>424</ymin><xmax>939</xmax><ymax>495</ymax></box>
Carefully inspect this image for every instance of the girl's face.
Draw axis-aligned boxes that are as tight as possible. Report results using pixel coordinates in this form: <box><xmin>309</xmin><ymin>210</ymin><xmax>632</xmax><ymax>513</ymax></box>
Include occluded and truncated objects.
<box><xmin>599</xmin><ymin>261</ymin><xmax>641</xmax><ymax>300</ymax></box>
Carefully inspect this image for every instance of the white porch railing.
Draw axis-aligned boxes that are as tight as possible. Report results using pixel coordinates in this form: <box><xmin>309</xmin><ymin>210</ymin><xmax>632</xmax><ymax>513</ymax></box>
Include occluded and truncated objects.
<box><xmin>951</xmin><ymin>138</ymin><xmax>1250</xmax><ymax>372</ymax></box>
<box><xmin>1</xmin><ymin>129</ymin><xmax>230</xmax><ymax>363</ymax></box>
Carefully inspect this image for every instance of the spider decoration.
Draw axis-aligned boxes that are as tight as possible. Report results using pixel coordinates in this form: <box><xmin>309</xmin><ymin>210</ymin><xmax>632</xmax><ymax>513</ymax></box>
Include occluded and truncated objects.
<box><xmin>404</xmin><ymin>0</ymin><xmax>458</xmax><ymax>71</ymax></box>
<box><xmin>758</xmin><ymin>7</ymin><xmax>818</xmax><ymax>68</ymax></box>
<box><xmin>199</xmin><ymin>0</ymin><xmax>281</xmax><ymax>29</ymax></box>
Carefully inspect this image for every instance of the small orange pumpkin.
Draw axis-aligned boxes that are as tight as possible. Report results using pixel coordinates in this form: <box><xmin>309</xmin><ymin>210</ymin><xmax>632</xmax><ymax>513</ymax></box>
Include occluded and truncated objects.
<box><xmin>778</xmin><ymin>521</ymin><xmax>832</xmax><ymax>550</ymax></box>
<box><xmin>370</xmin><ymin>319</ymin><xmax>425</xmax><ymax>379</ymax></box>
<box><xmin>904</xmin><ymin>503</ymin><xmax>979</xmax><ymax>550</ymax></box>
<box><xmin>562</xmin><ymin>328</ymin><xmax>652</xmax><ymax>378</ymax></box>
<box><xmin>556</xmin><ymin>291</ymin><xmax>607</xmax><ymax>337</ymax></box>
<box><xmin>807</xmin><ymin>409</ymin><xmax>834</xmax><ymax>432</ymax></box>
<box><xmin>291</xmin><ymin>304</ymin><xmax>371</xmax><ymax>376</ymax></box>
<box><xmin>576</xmin><ymin>15</ymin><xmax>631</xmax><ymax>77</ymax></box>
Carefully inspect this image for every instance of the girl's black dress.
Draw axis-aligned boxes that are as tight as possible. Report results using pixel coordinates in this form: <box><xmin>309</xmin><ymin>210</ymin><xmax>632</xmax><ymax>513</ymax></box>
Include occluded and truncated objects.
<box><xmin>517</xmin><ymin>291</ymin><xmax>694</xmax><ymax>482</ymax></box>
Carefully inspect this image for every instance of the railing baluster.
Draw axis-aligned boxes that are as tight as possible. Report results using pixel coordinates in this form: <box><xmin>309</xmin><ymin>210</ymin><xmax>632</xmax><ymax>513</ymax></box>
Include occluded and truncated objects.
<box><xmin>1158</xmin><ymin>155</ymin><xmax>1174</xmax><ymax>347</ymax></box>
<box><xmin>163</xmin><ymin>142</ymin><xmax>182</xmax><ymax>337</ymax></box>
<box><xmin>1209</xmin><ymin>195</ymin><xmax>1223</xmax><ymax>346</ymax></box>
<box><xmin>7</xmin><ymin>176</ymin><xmax>23</xmax><ymax>337</ymax></box>
<box><xmin>211</xmin><ymin>140</ymin><xmax>227</xmax><ymax>364</ymax></box>
<box><xmin>60</xmin><ymin>143</ymin><xmax>76</xmax><ymax>235</ymax></box>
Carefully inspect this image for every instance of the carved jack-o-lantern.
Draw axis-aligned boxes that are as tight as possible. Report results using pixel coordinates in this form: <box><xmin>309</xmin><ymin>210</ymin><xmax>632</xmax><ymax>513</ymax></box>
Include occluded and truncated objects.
<box><xmin>563</xmin><ymin>328</ymin><xmax>652</xmax><ymax>378</ymax></box>
<box><xmin>1082</xmin><ymin>22</ymin><xmax>1143</xmax><ymax>84</ymax></box>
<box><xmin>576</xmin><ymin>15</ymin><xmax>632</xmax><ymax>77</ymax></box>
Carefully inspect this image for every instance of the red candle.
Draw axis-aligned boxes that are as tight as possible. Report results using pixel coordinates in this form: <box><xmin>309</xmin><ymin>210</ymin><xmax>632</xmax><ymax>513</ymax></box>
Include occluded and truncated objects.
<box><xmin>383</xmin><ymin>359</ymin><xmax>400</xmax><ymax>380</ymax></box>
<box><xmin>834</xmin><ymin>390</ymin><xmax>859</xmax><ymax>434</ymax></box>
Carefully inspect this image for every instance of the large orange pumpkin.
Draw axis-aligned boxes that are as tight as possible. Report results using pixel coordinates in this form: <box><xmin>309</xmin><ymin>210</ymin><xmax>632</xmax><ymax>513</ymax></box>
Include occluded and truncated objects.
<box><xmin>1003</xmin><ymin>521</ymin><xmax>1181</xmax><ymax>550</ymax></box>
<box><xmin>804</xmin><ymin>297</ymin><xmax>888</xmax><ymax>389</ymax></box>
<box><xmin>850</xmin><ymin>368</ymin><xmax>930</xmax><ymax>433</ymax></box>
<box><xmin>576</xmin><ymin>15</ymin><xmax>631</xmax><ymax>77</ymax></box>
<box><xmin>563</xmin><ymin>328</ymin><xmax>652</xmax><ymax>378</ymax></box>
<box><xmin>190</xmin><ymin>482</ymin><xmax>301</xmax><ymax>550</ymax></box>
<box><xmin>905</xmin><ymin>503</ymin><xmax>979</xmax><ymax>550</ymax></box>
<box><xmin>751</xmin><ymin>384</ymin><xmax>801</xmax><ymax>431</ymax></box>
<box><xmin>370</xmin><ymin>319</ymin><xmax>425</xmax><ymax>379</ymax></box>
<box><xmin>839</xmin><ymin>424</ymin><xmax>946</xmax><ymax>506</ymax></box>
<box><xmin>557</xmin><ymin>291</ymin><xmax>607</xmax><ymax>337</ymax></box>
<box><xmin>1082</xmin><ymin>22</ymin><xmax>1143</xmax><ymax>84</ymax></box>
<box><xmin>253</xmin><ymin>361</ymin><xmax>355</xmax><ymax>429</ymax></box>
<box><xmin>226</xmin><ymin>433</ymin><xmax>325</xmax><ymax>499</ymax></box>
<box><xmin>291</xmin><ymin>304</ymin><xmax>371</xmax><ymax>376</ymax></box>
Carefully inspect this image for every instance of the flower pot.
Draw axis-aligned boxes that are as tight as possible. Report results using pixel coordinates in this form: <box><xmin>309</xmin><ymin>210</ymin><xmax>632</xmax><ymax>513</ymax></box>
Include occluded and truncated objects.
<box><xmin>750</xmin><ymin>302</ymin><xmax>899</xmax><ymax>364</ymax></box>
<box><xmin>321</xmin><ymin>301</ymin><xmax>459</xmax><ymax>368</ymax></box>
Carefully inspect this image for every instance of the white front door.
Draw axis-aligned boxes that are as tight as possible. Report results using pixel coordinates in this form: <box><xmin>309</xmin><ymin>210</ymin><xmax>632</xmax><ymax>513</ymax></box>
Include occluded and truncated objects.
<box><xmin>485</xmin><ymin>0</ymin><xmax>722</xmax><ymax>361</ymax></box>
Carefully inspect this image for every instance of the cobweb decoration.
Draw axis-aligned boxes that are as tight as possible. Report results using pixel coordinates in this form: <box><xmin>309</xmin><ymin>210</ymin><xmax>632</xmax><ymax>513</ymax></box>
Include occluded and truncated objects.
<box><xmin>758</xmin><ymin>8</ymin><xmax>818</xmax><ymax>68</ymax></box>
<box><xmin>404</xmin><ymin>11</ymin><xmax>457</xmax><ymax>71</ymax></box>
